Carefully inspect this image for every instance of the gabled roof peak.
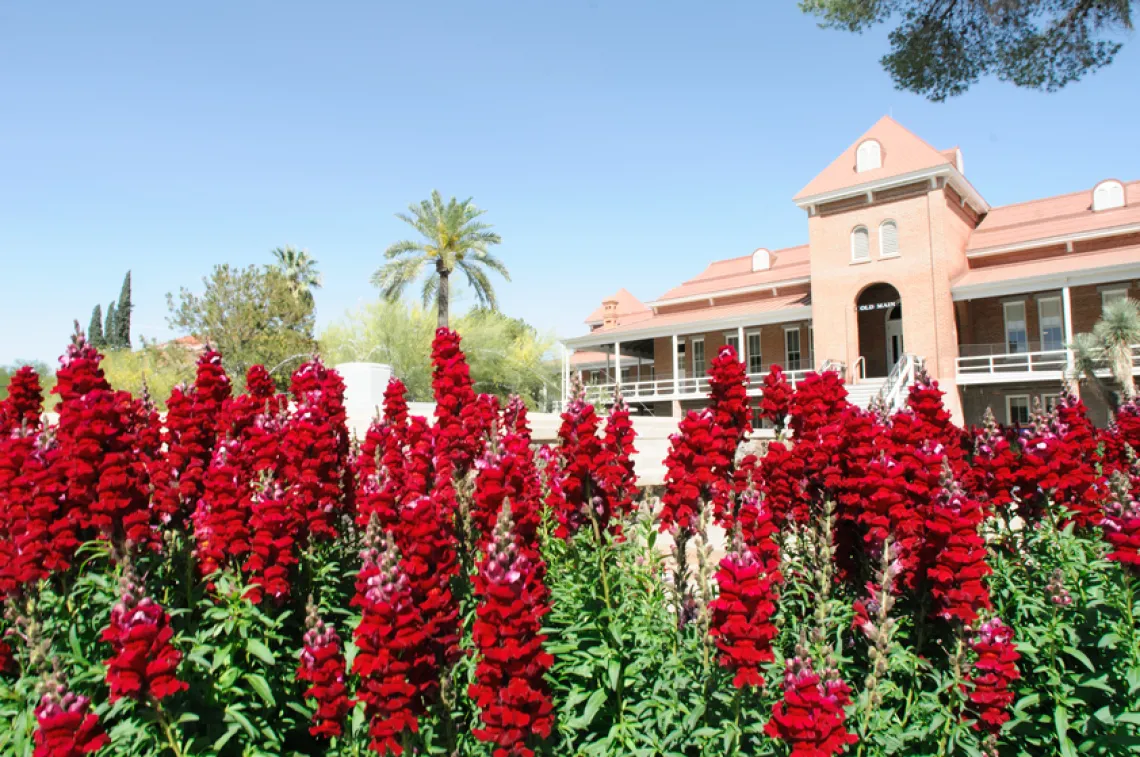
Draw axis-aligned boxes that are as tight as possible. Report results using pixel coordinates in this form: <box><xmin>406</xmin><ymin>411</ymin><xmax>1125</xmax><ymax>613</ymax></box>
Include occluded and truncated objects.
<box><xmin>794</xmin><ymin>116</ymin><xmax>956</xmax><ymax>202</ymax></box>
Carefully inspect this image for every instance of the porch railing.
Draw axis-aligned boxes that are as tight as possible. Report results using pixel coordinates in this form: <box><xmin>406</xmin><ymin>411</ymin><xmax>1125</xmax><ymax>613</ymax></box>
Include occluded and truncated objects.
<box><xmin>955</xmin><ymin>343</ymin><xmax>1140</xmax><ymax>380</ymax></box>
<box><xmin>580</xmin><ymin>366</ymin><xmax>811</xmax><ymax>404</ymax></box>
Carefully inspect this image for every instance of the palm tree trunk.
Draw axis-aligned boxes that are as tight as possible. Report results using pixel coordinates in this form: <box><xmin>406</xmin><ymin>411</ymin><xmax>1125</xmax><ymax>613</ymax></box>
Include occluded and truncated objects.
<box><xmin>1114</xmin><ymin>343</ymin><xmax>1136</xmax><ymax>400</ymax></box>
<box><xmin>437</xmin><ymin>265</ymin><xmax>450</xmax><ymax>328</ymax></box>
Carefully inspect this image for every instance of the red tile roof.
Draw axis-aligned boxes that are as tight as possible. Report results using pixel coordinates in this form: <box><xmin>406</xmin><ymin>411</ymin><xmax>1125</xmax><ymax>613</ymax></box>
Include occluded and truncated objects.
<box><xmin>795</xmin><ymin>116</ymin><xmax>954</xmax><ymax>201</ymax></box>
<box><xmin>582</xmin><ymin>291</ymin><xmax>810</xmax><ymax>340</ymax></box>
<box><xmin>953</xmin><ymin>243</ymin><xmax>1140</xmax><ymax>292</ymax></box>
<box><xmin>967</xmin><ymin>181</ymin><xmax>1140</xmax><ymax>253</ymax></box>
<box><xmin>583</xmin><ymin>287</ymin><xmax>652</xmax><ymax>325</ymax></box>
<box><xmin>655</xmin><ymin>245</ymin><xmax>811</xmax><ymax>302</ymax></box>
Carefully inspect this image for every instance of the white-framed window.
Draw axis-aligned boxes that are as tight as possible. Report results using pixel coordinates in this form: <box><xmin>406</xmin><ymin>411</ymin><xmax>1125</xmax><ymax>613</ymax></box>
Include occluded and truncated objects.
<box><xmin>879</xmin><ymin>220</ymin><xmax>899</xmax><ymax>258</ymax></box>
<box><xmin>691</xmin><ymin>337</ymin><xmax>706</xmax><ymax>376</ymax></box>
<box><xmin>784</xmin><ymin>327</ymin><xmax>802</xmax><ymax>371</ymax></box>
<box><xmin>1037</xmin><ymin>296</ymin><xmax>1064</xmax><ymax>351</ymax></box>
<box><xmin>725</xmin><ymin>332</ymin><xmax>740</xmax><ymax>356</ymax></box>
<box><xmin>1093</xmin><ymin>180</ymin><xmax>1126</xmax><ymax>212</ymax></box>
<box><xmin>752</xmin><ymin>248</ymin><xmax>771</xmax><ymax>272</ymax></box>
<box><xmin>1042</xmin><ymin>393</ymin><xmax>1061</xmax><ymax>413</ymax></box>
<box><xmin>851</xmin><ymin>226</ymin><xmax>870</xmax><ymax>262</ymax></box>
<box><xmin>746</xmin><ymin>331</ymin><xmax>763</xmax><ymax>374</ymax></box>
<box><xmin>1003</xmin><ymin>301</ymin><xmax>1028</xmax><ymax>354</ymax></box>
<box><xmin>1102</xmin><ymin>287</ymin><xmax>1129</xmax><ymax>311</ymax></box>
<box><xmin>856</xmin><ymin>140</ymin><xmax>882</xmax><ymax>172</ymax></box>
<box><xmin>1007</xmin><ymin>395</ymin><xmax>1031</xmax><ymax>426</ymax></box>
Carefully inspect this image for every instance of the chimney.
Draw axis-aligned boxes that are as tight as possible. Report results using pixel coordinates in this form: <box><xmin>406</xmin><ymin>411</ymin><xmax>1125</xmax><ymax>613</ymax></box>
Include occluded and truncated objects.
<box><xmin>602</xmin><ymin>298</ymin><xmax>619</xmax><ymax>328</ymax></box>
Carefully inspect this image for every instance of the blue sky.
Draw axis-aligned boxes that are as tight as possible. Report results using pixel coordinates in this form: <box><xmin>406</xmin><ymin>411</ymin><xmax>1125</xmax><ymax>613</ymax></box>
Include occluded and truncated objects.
<box><xmin>2</xmin><ymin>1</ymin><xmax>1138</xmax><ymax>366</ymax></box>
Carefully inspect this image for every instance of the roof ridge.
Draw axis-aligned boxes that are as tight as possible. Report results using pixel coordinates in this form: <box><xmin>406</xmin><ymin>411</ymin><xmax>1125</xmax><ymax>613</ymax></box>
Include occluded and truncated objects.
<box><xmin>985</xmin><ymin>179</ymin><xmax>1139</xmax><ymax>218</ymax></box>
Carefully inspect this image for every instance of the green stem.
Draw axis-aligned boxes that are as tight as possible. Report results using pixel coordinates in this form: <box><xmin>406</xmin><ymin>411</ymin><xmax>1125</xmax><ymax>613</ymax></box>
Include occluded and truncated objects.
<box><xmin>154</xmin><ymin>700</ymin><xmax>184</xmax><ymax>757</ymax></box>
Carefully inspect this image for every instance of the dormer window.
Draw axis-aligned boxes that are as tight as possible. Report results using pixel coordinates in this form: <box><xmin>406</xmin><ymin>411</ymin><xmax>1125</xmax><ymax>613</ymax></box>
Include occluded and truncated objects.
<box><xmin>752</xmin><ymin>248</ymin><xmax>771</xmax><ymax>271</ymax></box>
<box><xmin>856</xmin><ymin>140</ymin><xmax>882</xmax><ymax>172</ymax></box>
<box><xmin>851</xmin><ymin>226</ymin><xmax>870</xmax><ymax>262</ymax></box>
<box><xmin>1093</xmin><ymin>180</ymin><xmax>1125</xmax><ymax>211</ymax></box>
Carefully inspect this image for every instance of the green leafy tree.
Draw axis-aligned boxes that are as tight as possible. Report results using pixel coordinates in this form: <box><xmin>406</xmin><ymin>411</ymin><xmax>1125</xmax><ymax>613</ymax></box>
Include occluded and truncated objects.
<box><xmin>800</xmin><ymin>0</ymin><xmax>1134</xmax><ymax>100</ymax></box>
<box><xmin>167</xmin><ymin>264</ymin><xmax>316</xmax><ymax>390</ymax></box>
<box><xmin>320</xmin><ymin>299</ymin><xmax>558</xmax><ymax>408</ymax></box>
<box><xmin>270</xmin><ymin>246</ymin><xmax>322</xmax><ymax>303</ymax></box>
<box><xmin>100</xmin><ymin>340</ymin><xmax>197</xmax><ymax>408</ymax></box>
<box><xmin>1073</xmin><ymin>297</ymin><xmax>1140</xmax><ymax>408</ymax></box>
<box><xmin>88</xmin><ymin>304</ymin><xmax>105</xmax><ymax>348</ymax></box>
<box><xmin>115</xmin><ymin>271</ymin><xmax>133</xmax><ymax>349</ymax></box>
<box><xmin>104</xmin><ymin>301</ymin><xmax>118</xmax><ymax>351</ymax></box>
<box><xmin>372</xmin><ymin>190</ymin><xmax>509</xmax><ymax>327</ymax></box>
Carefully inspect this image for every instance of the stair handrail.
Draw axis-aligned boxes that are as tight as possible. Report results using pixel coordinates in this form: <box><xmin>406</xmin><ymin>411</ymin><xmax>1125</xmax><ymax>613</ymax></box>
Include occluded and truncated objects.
<box><xmin>820</xmin><ymin>358</ymin><xmax>846</xmax><ymax>374</ymax></box>
<box><xmin>876</xmin><ymin>353</ymin><xmax>920</xmax><ymax>413</ymax></box>
<box><xmin>851</xmin><ymin>356</ymin><xmax>866</xmax><ymax>385</ymax></box>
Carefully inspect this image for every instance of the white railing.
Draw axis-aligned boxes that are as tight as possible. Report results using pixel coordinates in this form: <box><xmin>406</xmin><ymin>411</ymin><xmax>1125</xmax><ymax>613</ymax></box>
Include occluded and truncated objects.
<box><xmin>877</xmin><ymin>354</ymin><xmax>920</xmax><ymax>413</ymax></box>
<box><xmin>581</xmin><ymin>368</ymin><xmax>811</xmax><ymax>404</ymax></box>
<box><xmin>955</xmin><ymin>344</ymin><xmax>1140</xmax><ymax>383</ymax></box>
<box><xmin>956</xmin><ymin>348</ymin><xmax>1068</xmax><ymax>376</ymax></box>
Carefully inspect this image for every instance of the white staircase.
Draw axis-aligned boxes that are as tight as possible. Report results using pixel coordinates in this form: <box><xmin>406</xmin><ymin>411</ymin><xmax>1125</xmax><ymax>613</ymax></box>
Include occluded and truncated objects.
<box><xmin>845</xmin><ymin>378</ymin><xmax>887</xmax><ymax>409</ymax></box>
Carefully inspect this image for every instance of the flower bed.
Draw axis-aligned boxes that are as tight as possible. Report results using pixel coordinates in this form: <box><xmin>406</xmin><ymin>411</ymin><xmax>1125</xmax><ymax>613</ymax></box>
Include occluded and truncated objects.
<box><xmin>1</xmin><ymin>329</ymin><xmax>1140</xmax><ymax>756</ymax></box>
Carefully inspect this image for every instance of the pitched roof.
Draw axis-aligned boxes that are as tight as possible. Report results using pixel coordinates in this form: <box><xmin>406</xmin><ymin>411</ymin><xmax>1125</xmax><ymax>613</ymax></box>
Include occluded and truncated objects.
<box><xmin>655</xmin><ymin>245</ymin><xmax>811</xmax><ymax>302</ymax></box>
<box><xmin>579</xmin><ymin>290</ymin><xmax>811</xmax><ymax>341</ymax></box>
<box><xmin>584</xmin><ymin>288</ymin><xmax>651</xmax><ymax>325</ymax></box>
<box><xmin>794</xmin><ymin>116</ymin><xmax>954</xmax><ymax>201</ymax></box>
<box><xmin>967</xmin><ymin>181</ymin><xmax>1140</xmax><ymax>253</ymax></box>
<box><xmin>952</xmin><ymin>243</ymin><xmax>1140</xmax><ymax>295</ymax></box>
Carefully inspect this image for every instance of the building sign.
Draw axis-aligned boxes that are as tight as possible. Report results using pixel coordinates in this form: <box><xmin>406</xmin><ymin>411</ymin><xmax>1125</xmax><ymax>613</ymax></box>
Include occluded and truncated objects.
<box><xmin>858</xmin><ymin>300</ymin><xmax>898</xmax><ymax>312</ymax></box>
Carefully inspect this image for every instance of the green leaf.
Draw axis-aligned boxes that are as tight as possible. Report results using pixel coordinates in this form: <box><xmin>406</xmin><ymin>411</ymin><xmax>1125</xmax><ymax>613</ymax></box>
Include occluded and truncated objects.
<box><xmin>571</xmin><ymin>690</ymin><xmax>607</xmax><ymax>730</ymax></box>
<box><xmin>226</xmin><ymin>706</ymin><xmax>258</xmax><ymax>738</ymax></box>
<box><xmin>607</xmin><ymin>660</ymin><xmax>621</xmax><ymax>691</ymax></box>
<box><xmin>245</xmin><ymin>673</ymin><xmax>275</xmax><ymax>706</ymax></box>
<box><xmin>1094</xmin><ymin>706</ymin><xmax>1115</xmax><ymax>726</ymax></box>
<box><xmin>213</xmin><ymin>725</ymin><xmax>241</xmax><ymax>751</ymax></box>
<box><xmin>1063</xmin><ymin>646</ymin><xmax>1096</xmax><ymax>674</ymax></box>
<box><xmin>246</xmin><ymin>638</ymin><xmax>276</xmax><ymax>666</ymax></box>
<box><xmin>1118</xmin><ymin>712</ymin><xmax>1140</xmax><ymax>726</ymax></box>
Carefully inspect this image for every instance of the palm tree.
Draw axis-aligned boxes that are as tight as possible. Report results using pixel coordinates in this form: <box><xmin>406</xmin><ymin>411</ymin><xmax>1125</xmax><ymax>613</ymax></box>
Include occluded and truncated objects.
<box><xmin>1071</xmin><ymin>298</ymin><xmax>1140</xmax><ymax>408</ymax></box>
<box><xmin>271</xmin><ymin>246</ymin><xmax>322</xmax><ymax>301</ymax></box>
<box><xmin>371</xmin><ymin>190</ymin><xmax>509</xmax><ymax>328</ymax></box>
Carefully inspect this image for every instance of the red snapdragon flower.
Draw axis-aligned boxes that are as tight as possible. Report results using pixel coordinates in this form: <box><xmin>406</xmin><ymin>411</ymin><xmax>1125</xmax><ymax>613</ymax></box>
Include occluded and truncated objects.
<box><xmin>101</xmin><ymin>571</ymin><xmax>187</xmax><ymax>702</ymax></box>
<box><xmin>599</xmin><ymin>394</ymin><xmax>639</xmax><ymax>524</ymax></box>
<box><xmin>1104</xmin><ymin>469</ymin><xmax>1140</xmax><ymax>571</ymax></box>
<box><xmin>765</xmin><ymin>655</ymin><xmax>858</xmax><ymax>757</ymax></box>
<box><xmin>431</xmin><ymin>328</ymin><xmax>484</xmax><ymax>483</ymax></box>
<box><xmin>352</xmin><ymin>525</ymin><xmax>426</xmax><ymax>755</ymax></box>
<box><xmin>659</xmin><ymin>409</ymin><xmax>717</xmax><ymax>533</ymax></box>
<box><xmin>964</xmin><ymin>617</ymin><xmax>1021</xmax><ymax>734</ymax></box>
<box><xmin>904</xmin><ymin>370</ymin><xmax>967</xmax><ymax>472</ymax></box>
<box><xmin>0</xmin><ymin>365</ymin><xmax>43</xmax><ymax>433</ymax></box>
<box><xmin>709</xmin><ymin>524</ymin><xmax>780</xmax><ymax>688</ymax></box>
<box><xmin>282</xmin><ymin>391</ymin><xmax>349</xmax><ymax>543</ymax></box>
<box><xmin>33</xmin><ymin>680</ymin><xmax>109</xmax><ymax>757</ymax></box>
<box><xmin>758</xmin><ymin>365</ymin><xmax>793</xmax><ymax>432</ymax></box>
<box><xmin>298</xmin><ymin>598</ymin><xmax>353</xmax><ymax>738</ymax></box>
<box><xmin>192</xmin><ymin>440</ymin><xmax>251</xmax><ymax>577</ymax></box>
<box><xmin>547</xmin><ymin>385</ymin><xmax>611</xmax><ymax>538</ymax></box>
<box><xmin>964</xmin><ymin>409</ymin><xmax>1018</xmax><ymax>516</ymax></box>
<box><xmin>243</xmin><ymin>481</ymin><xmax>300</xmax><ymax>604</ymax></box>
<box><xmin>923</xmin><ymin>463</ymin><xmax>991</xmax><ymax>625</ymax></box>
<box><xmin>787</xmin><ymin>370</ymin><xmax>850</xmax><ymax>502</ymax></box>
<box><xmin>756</xmin><ymin>440</ymin><xmax>807</xmax><ymax>527</ymax></box>
<box><xmin>473</xmin><ymin>400</ymin><xmax>544</xmax><ymax>549</ymax></box>
<box><xmin>52</xmin><ymin>327</ymin><xmax>109</xmax><ymax>405</ymax></box>
<box><xmin>469</xmin><ymin>505</ymin><xmax>554</xmax><ymax>757</ymax></box>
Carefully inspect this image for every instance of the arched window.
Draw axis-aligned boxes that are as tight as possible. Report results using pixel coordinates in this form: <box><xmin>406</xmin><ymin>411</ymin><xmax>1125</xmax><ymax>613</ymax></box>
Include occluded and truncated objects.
<box><xmin>752</xmin><ymin>248</ymin><xmax>771</xmax><ymax>272</ymax></box>
<box><xmin>1093</xmin><ymin>180</ymin><xmax>1126</xmax><ymax>211</ymax></box>
<box><xmin>851</xmin><ymin>226</ymin><xmax>870</xmax><ymax>261</ymax></box>
<box><xmin>856</xmin><ymin>140</ymin><xmax>882</xmax><ymax>172</ymax></box>
<box><xmin>879</xmin><ymin>220</ymin><xmax>899</xmax><ymax>257</ymax></box>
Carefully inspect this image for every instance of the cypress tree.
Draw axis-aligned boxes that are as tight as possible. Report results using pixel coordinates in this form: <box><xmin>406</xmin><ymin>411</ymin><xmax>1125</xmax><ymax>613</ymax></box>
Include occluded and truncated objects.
<box><xmin>115</xmin><ymin>271</ymin><xmax>132</xmax><ymax>349</ymax></box>
<box><xmin>105</xmin><ymin>302</ymin><xmax>118</xmax><ymax>350</ymax></box>
<box><xmin>88</xmin><ymin>304</ymin><xmax>105</xmax><ymax>347</ymax></box>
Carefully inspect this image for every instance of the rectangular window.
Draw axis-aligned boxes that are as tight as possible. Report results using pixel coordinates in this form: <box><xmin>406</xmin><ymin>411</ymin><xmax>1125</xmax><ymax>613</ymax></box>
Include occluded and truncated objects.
<box><xmin>1038</xmin><ymin>296</ymin><xmax>1064</xmax><ymax>351</ymax></box>
<box><xmin>724</xmin><ymin>332</ymin><xmax>740</xmax><ymax>357</ymax></box>
<box><xmin>1003</xmin><ymin>301</ymin><xmax>1028</xmax><ymax>354</ymax></box>
<box><xmin>675</xmin><ymin>340</ymin><xmax>686</xmax><ymax>378</ymax></box>
<box><xmin>1007</xmin><ymin>395</ymin><xmax>1031</xmax><ymax>425</ymax></box>
<box><xmin>785</xmin><ymin>327</ymin><xmax>802</xmax><ymax>371</ymax></box>
<box><xmin>1042</xmin><ymin>393</ymin><xmax>1061</xmax><ymax>413</ymax></box>
<box><xmin>1102</xmin><ymin>287</ymin><xmax>1129</xmax><ymax>311</ymax></box>
<box><xmin>746</xmin><ymin>331</ymin><xmax>763</xmax><ymax>374</ymax></box>
<box><xmin>691</xmin><ymin>338</ymin><xmax>706</xmax><ymax>376</ymax></box>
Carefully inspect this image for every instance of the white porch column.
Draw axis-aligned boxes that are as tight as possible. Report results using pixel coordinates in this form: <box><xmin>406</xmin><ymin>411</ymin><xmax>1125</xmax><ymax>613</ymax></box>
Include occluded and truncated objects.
<box><xmin>561</xmin><ymin>345</ymin><xmax>569</xmax><ymax>406</ymax></box>
<box><xmin>614</xmin><ymin>341</ymin><xmax>622</xmax><ymax>392</ymax></box>
<box><xmin>672</xmin><ymin>333</ymin><xmax>680</xmax><ymax>395</ymax></box>
<box><xmin>1062</xmin><ymin>285</ymin><xmax>1077</xmax><ymax>388</ymax></box>
<box><xmin>737</xmin><ymin>325</ymin><xmax>745</xmax><ymax>366</ymax></box>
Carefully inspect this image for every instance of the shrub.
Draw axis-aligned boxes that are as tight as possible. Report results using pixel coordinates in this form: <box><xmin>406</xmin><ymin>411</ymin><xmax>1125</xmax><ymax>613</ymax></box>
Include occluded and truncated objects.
<box><xmin>2</xmin><ymin>335</ymin><xmax>1140</xmax><ymax>757</ymax></box>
